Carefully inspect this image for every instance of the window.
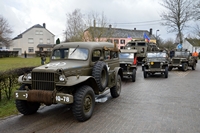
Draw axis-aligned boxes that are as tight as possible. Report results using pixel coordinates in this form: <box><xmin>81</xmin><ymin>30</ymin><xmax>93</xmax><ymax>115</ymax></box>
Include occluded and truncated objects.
<box><xmin>39</xmin><ymin>38</ymin><xmax>43</xmax><ymax>43</ymax></box>
<box><xmin>104</xmin><ymin>50</ymin><xmax>110</xmax><ymax>60</ymax></box>
<box><xmin>120</xmin><ymin>40</ymin><xmax>125</xmax><ymax>44</ymax></box>
<box><xmin>47</xmin><ymin>48</ymin><xmax>51</xmax><ymax>51</ymax></box>
<box><xmin>107</xmin><ymin>39</ymin><xmax>113</xmax><ymax>43</ymax></box>
<box><xmin>110</xmin><ymin>51</ymin><xmax>118</xmax><ymax>59</ymax></box>
<box><xmin>36</xmin><ymin>30</ymin><xmax>43</xmax><ymax>35</ymax></box>
<box><xmin>92</xmin><ymin>50</ymin><xmax>101</xmax><ymax>62</ymax></box>
<box><xmin>35</xmin><ymin>30</ymin><xmax>39</xmax><ymax>35</ymax></box>
<box><xmin>47</xmin><ymin>39</ymin><xmax>50</xmax><ymax>44</ymax></box>
<box><xmin>28</xmin><ymin>38</ymin><xmax>34</xmax><ymax>44</ymax></box>
<box><xmin>28</xmin><ymin>47</ymin><xmax>34</xmax><ymax>52</ymax></box>
<box><xmin>114</xmin><ymin>39</ymin><xmax>119</xmax><ymax>44</ymax></box>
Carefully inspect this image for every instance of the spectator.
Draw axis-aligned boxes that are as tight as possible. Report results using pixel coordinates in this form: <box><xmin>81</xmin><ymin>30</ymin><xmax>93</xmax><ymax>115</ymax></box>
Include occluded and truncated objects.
<box><xmin>192</xmin><ymin>51</ymin><xmax>199</xmax><ymax>57</ymax></box>
<box><xmin>24</xmin><ymin>51</ymin><xmax>27</xmax><ymax>58</ymax></box>
<box><xmin>40</xmin><ymin>50</ymin><xmax>46</xmax><ymax>65</ymax></box>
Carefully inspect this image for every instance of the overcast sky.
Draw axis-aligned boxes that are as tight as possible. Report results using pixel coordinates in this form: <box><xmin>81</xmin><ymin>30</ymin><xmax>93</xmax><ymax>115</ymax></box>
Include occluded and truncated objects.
<box><xmin>0</xmin><ymin>0</ymin><xmax>198</xmax><ymax>42</ymax></box>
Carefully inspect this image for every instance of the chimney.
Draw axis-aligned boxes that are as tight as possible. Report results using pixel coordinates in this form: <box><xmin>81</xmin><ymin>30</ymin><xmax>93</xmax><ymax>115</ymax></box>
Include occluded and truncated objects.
<box><xmin>134</xmin><ymin>28</ymin><xmax>136</xmax><ymax>30</ymax></box>
<box><xmin>93</xmin><ymin>20</ymin><xmax>96</xmax><ymax>27</ymax></box>
<box><xmin>43</xmin><ymin>23</ymin><xmax>46</xmax><ymax>28</ymax></box>
<box><xmin>109</xmin><ymin>24</ymin><xmax>112</xmax><ymax>29</ymax></box>
<box><xmin>149</xmin><ymin>28</ymin><xmax>152</xmax><ymax>35</ymax></box>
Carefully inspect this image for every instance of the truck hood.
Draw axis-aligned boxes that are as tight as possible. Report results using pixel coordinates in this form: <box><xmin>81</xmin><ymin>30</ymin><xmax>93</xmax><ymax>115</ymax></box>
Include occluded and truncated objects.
<box><xmin>32</xmin><ymin>60</ymin><xmax>88</xmax><ymax>72</ymax></box>
<box><xmin>147</xmin><ymin>58</ymin><xmax>167</xmax><ymax>62</ymax></box>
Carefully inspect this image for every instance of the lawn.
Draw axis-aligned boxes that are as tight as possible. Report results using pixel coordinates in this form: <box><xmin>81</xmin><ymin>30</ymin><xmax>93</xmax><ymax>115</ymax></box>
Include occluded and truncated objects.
<box><xmin>0</xmin><ymin>57</ymin><xmax>49</xmax><ymax>118</ymax></box>
<box><xmin>0</xmin><ymin>57</ymin><xmax>48</xmax><ymax>71</ymax></box>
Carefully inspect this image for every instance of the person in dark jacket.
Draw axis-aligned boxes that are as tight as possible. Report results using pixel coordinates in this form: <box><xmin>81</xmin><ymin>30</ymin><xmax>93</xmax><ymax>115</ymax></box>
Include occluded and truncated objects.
<box><xmin>40</xmin><ymin>50</ymin><xmax>46</xmax><ymax>65</ymax></box>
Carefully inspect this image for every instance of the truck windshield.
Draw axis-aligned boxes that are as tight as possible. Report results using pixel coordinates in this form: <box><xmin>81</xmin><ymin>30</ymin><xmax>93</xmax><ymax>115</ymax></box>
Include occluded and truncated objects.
<box><xmin>147</xmin><ymin>52</ymin><xmax>167</xmax><ymax>58</ymax></box>
<box><xmin>52</xmin><ymin>48</ymin><xmax>89</xmax><ymax>60</ymax></box>
<box><xmin>119</xmin><ymin>53</ymin><xmax>134</xmax><ymax>59</ymax></box>
<box><xmin>174</xmin><ymin>51</ymin><xmax>189</xmax><ymax>58</ymax></box>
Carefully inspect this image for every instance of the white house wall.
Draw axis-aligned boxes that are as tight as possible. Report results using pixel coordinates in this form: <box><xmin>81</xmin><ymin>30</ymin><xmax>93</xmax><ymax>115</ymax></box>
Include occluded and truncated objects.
<box><xmin>10</xmin><ymin>27</ymin><xmax>54</xmax><ymax>55</ymax></box>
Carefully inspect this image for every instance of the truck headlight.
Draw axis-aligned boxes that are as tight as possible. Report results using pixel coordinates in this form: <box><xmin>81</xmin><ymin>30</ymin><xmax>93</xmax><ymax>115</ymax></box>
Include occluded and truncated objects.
<box><xmin>160</xmin><ymin>62</ymin><xmax>163</xmax><ymax>65</ymax></box>
<box><xmin>27</xmin><ymin>73</ymin><xmax>32</xmax><ymax>80</ymax></box>
<box><xmin>59</xmin><ymin>75</ymin><xmax>65</xmax><ymax>82</ymax></box>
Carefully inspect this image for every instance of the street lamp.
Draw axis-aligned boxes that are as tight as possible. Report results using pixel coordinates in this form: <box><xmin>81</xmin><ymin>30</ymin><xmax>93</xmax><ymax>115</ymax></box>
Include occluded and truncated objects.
<box><xmin>156</xmin><ymin>30</ymin><xmax>159</xmax><ymax>38</ymax></box>
<box><xmin>156</xmin><ymin>30</ymin><xmax>159</xmax><ymax>45</ymax></box>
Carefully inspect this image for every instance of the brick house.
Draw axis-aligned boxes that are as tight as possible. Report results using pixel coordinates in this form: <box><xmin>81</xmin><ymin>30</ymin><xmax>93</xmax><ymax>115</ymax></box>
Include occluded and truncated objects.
<box><xmin>84</xmin><ymin>25</ymin><xmax>156</xmax><ymax>49</ymax></box>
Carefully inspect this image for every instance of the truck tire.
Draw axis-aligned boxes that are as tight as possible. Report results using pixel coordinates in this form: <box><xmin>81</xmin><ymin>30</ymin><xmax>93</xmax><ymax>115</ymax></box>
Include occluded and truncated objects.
<box><xmin>92</xmin><ymin>61</ymin><xmax>108</xmax><ymax>92</ymax></box>
<box><xmin>192</xmin><ymin>63</ymin><xmax>196</xmax><ymax>70</ymax></box>
<box><xmin>164</xmin><ymin>66</ymin><xmax>168</xmax><ymax>78</ymax></box>
<box><xmin>15</xmin><ymin>84</ymin><xmax>40</xmax><ymax>115</ymax></box>
<box><xmin>110</xmin><ymin>75</ymin><xmax>121</xmax><ymax>98</ymax></box>
<box><xmin>143</xmin><ymin>69</ymin><xmax>147</xmax><ymax>78</ymax></box>
<box><xmin>132</xmin><ymin>69</ymin><xmax>136</xmax><ymax>82</ymax></box>
<box><xmin>168</xmin><ymin>66</ymin><xmax>172</xmax><ymax>71</ymax></box>
<box><xmin>182</xmin><ymin>63</ymin><xmax>188</xmax><ymax>71</ymax></box>
<box><xmin>72</xmin><ymin>85</ymin><xmax>95</xmax><ymax>122</ymax></box>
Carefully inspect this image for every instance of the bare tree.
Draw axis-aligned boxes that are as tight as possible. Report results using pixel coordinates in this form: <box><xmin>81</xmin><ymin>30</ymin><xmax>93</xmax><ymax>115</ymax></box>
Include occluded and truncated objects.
<box><xmin>193</xmin><ymin>0</ymin><xmax>200</xmax><ymax>20</ymax></box>
<box><xmin>160</xmin><ymin>0</ymin><xmax>193</xmax><ymax>44</ymax></box>
<box><xmin>193</xmin><ymin>24</ymin><xmax>200</xmax><ymax>38</ymax></box>
<box><xmin>64</xmin><ymin>9</ymin><xmax>86</xmax><ymax>42</ymax></box>
<box><xmin>0</xmin><ymin>15</ymin><xmax>13</xmax><ymax>47</ymax></box>
<box><xmin>84</xmin><ymin>11</ymin><xmax>112</xmax><ymax>42</ymax></box>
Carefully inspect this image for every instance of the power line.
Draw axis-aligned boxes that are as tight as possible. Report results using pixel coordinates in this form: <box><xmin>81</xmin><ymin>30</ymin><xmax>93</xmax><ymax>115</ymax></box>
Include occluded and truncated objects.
<box><xmin>110</xmin><ymin>19</ymin><xmax>164</xmax><ymax>25</ymax></box>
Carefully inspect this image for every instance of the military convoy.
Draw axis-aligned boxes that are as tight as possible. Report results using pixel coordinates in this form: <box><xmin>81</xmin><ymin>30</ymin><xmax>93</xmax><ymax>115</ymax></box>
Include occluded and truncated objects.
<box><xmin>14</xmin><ymin>40</ymin><xmax>198</xmax><ymax>122</ymax></box>
<box><xmin>168</xmin><ymin>49</ymin><xmax>197</xmax><ymax>71</ymax></box>
<box><xmin>14</xmin><ymin>42</ymin><xmax>123</xmax><ymax>122</ymax></box>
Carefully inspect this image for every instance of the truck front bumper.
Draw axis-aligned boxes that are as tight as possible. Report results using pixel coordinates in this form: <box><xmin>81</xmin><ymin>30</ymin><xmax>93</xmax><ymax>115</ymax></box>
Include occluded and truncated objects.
<box><xmin>14</xmin><ymin>90</ymin><xmax>73</xmax><ymax>104</ymax></box>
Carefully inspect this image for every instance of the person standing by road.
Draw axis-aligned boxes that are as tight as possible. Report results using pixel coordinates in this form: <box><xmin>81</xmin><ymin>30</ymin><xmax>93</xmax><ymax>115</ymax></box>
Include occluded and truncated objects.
<box><xmin>24</xmin><ymin>51</ymin><xmax>27</xmax><ymax>58</ymax></box>
<box><xmin>192</xmin><ymin>51</ymin><xmax>199</xmax><ymax>57</ymax></box>
<box><xmin>40</xmin><ymin>50</ymin><xmax>46</xmax><ymax>65</ymax></box>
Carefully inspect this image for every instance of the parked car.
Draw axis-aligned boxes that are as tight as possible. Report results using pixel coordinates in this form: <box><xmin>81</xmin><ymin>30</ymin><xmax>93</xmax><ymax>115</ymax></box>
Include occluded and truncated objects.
<box><xmin>14</xmin><ymin>42</ymin><xmax>123</xmax><ymax>122</ymax></box>
<box><xmin>119</xmin><ymin>49</ymin><xmax>137</xmax><ymax>82</ymax></box>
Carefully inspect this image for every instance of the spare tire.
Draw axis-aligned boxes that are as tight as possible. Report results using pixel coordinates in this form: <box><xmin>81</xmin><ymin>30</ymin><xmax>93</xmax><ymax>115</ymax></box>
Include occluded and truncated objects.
<box><xmin>92</xmin><ymin>61</ymin><xmax>108</xmax><ymax>92</ymax></box>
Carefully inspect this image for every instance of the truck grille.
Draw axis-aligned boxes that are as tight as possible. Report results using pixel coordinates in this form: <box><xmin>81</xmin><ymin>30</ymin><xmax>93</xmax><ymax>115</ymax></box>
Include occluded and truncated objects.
<box><xmin>120</xmin><ymin>64</ymin><xmax>128</xmax><ymax>71</ymax></box>
<box><xmin>150</xmin><ymin>62</ymin><xmax>160</xmax><ymax>68</ymax></box>
<box><xmin>32</xmin><ymin>72</ymin><xmax>56</xmax><ymax>91</ymax></box>
<box><xmin>173</xmin><ymin>59</ymin><xmax>180</xmax><ymax>64</ymax></box>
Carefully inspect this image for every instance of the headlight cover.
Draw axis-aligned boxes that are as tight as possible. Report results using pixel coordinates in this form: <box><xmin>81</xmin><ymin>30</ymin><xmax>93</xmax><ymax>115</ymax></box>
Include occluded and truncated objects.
<box><xmin>59</xmin><ymin>75</ymin><xmax>66</xmax><ymax>82</ymax></box>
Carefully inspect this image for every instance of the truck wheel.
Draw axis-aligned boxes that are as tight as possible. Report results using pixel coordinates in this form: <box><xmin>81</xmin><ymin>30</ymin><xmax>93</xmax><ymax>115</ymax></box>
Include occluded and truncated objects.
<box><xmin>110</xmin><ymin>75</ymin><xmax>121</xmax><ymax>98</ymax></box>
<box><xmin>15</xmin><ymin>84</ymin><xmax>40</xmax><ymax>115</ymax></box>
<box><xmin>72</xmin><ymin>85</ymin><xmax>95</xmax><ymax>122</ymax></box>
<box><xmin>192</xmin><ymin>63</ymin><xmax>196</xmax><ymax>70</ymax></box>
<box><xmin>164</xmin><ymin>67</ymin><xmax>168</xmax><ymax>78</ymax></box>
<box><xmin>143</xmin><ymin>69</ymin><xmax>147</xmax><ymax>78</ymax></box>
<box><xmin>168</xmin><ymin>66</ymin><xmax>172</xmax><ymax>71</ymax></box>
<box><xmin>132</xmin><ymin>69</ymin><xmax>136</xmax><ymax>82</ymax></box>
<box><xmin>182</xmin><ymin>63</ymin><xmax>188</xmax><ymax>71</ymax></box>
<box><xmin>92</xmin><ymin>61</ymin><xmax>108</xmax><ymax>92</ymax></box>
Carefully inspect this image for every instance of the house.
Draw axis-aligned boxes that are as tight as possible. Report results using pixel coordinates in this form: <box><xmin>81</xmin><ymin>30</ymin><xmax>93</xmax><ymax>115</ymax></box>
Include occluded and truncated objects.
<box><xmin>10</xmin><ymin>23</ymin><xmax>55</xmax><ymax>55</ymax></box>
<box><xmin>182</xmin><ymin>38</ymin><xmax>200</xmax><ymax>53</ymax></box>
<box><xmin>84</xmin><ymin>25</ymin><xmax>156</xmax><ymax>49</ymax></box>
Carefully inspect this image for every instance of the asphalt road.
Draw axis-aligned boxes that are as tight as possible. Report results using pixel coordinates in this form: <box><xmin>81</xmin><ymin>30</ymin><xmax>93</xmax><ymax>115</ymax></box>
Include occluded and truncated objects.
<box><xmin>0</xmin><ymin>62</ymin><xmax>200</xmax><ymax>133</ymax></box>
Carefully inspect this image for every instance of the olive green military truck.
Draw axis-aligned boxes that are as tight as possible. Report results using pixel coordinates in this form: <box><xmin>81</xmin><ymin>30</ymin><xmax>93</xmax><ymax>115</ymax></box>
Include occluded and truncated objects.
<box><xmin>124</xmin><ymin>40</ymin><xmax>159</xmax><ymax>64</ymax></box>
<box><xmin>168</xmin><ymin>49</ymin><xmax>197</xmax><ymax>71</ymax></box>
<box><xmin>119</xmin><ymin>49</ymin><xmax>137</xmax><ymax>82</ymax></box>
<box><xmin>14</xmin><ymin>42</ymin><xmax>123</xmax><ymax>122</ymax></box>
<box><xmin>142</xmin><ymin>51</ymin><xmax>169</xmax><ymax>78</ymax></box>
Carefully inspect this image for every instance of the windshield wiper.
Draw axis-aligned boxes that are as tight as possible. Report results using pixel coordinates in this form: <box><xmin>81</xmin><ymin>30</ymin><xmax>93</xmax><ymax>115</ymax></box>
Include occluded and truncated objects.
<box><xmin>70</xmin><ymin>45</ymin><xmax>79</xmax><ymax>55</ymax></box>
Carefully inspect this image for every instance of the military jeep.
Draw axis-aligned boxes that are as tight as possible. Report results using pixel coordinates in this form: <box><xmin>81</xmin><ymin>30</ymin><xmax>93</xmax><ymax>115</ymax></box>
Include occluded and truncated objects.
<box><xmin>142</xmin><ymin>51</ymin><xmax>169</xmax><ymax>78</ymax></box>
<box><xmin>119</xmin><ymin>49</ymin><xmax>137</xmax><ymax>82</ymax></box>
<box><xmin>14</xmin><ymin>42</ymin><xmax>122</xmax><ymax>122</ymax></box>
<box><xmin>168</xmin><ymin>49</ymin><xmax>197</xmax><ymax>71</ymax></box>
